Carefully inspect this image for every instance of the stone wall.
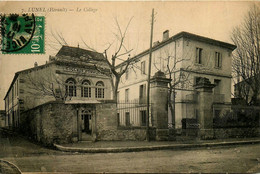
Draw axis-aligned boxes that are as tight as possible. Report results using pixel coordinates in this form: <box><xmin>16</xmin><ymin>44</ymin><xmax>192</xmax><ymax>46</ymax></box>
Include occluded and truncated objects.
<box><xmin>20</xmin><ymin>101</ymin><xmax>158</xmax><ymax>145</ymax></box>
<box><xmin>95</xmin><ymin>101</ymin><xmax>156</xmax><ymax>141</ymax></box>
<box><xmin>97</xmin><ymin>126</ymin><xmax>156</xmax><ymax>141</ymax></box>
<box><xmin>214</xmin><ymin>127</ymin><xmax>260</xmax><ymax>139</ymax></box>
<box><xmin>20</xmin><ymin>102</ymin><xmax>77</xmax><ymax>146</ymax></box>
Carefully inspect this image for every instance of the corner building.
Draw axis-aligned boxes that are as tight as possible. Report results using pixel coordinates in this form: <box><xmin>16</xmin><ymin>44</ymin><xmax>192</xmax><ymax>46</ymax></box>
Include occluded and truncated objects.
<box><xmin>4</xmin><ymin>46</ymin><xmax>113</xmax><ymax>143</ymax></box>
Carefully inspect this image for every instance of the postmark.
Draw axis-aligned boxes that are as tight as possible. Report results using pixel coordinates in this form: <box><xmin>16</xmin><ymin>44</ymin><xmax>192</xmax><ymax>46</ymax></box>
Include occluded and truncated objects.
<box><xmin>0</xmin><ymin>13</ymin><xmax>45</xmax><ymax>54</ymax></box>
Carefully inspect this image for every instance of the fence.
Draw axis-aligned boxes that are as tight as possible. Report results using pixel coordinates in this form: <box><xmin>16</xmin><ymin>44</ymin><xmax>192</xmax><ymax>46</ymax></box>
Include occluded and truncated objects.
<box><xmin>213</xmin><ymin>104</ymin><xmax>260</xmax><ymax>128</ymax></box>
<box><xmin>117</xmin><ymin>100</ymin><xmax>152</xmax><ymax>127</ymax></box>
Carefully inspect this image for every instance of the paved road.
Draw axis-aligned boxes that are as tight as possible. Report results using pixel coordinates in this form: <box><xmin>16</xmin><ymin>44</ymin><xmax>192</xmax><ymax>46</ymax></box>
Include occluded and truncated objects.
<box><xmin>2</xmin><ymin>144</ymin><xmax>260</xmax><ymax>173</ymax></box>
<box><xmin>1</xmin><ymin>130</ymin><xmax>260</xmax><ymax>173</ymax></box>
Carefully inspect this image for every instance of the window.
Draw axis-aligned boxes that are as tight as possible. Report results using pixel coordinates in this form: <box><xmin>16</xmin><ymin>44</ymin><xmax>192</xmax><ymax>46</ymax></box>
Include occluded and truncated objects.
<box><xmin>65</xmin><ymin>78</ymin><xmax>77</xmax><ymax>97</ymax></box>
<box><xmin>141</xmin><ymin>61</ymin><xmax>146</xmax><ymax>74</ymax></box>
<box><xmin>81</xmin><ymin>80</ymin><xmax>91</xmax><ymax>98</ymax></box>
<box><xmin>14</xmin><ymin>83</ymin><xmax>16</xmax><ymax>97</ymax></box>
<box><xmin>125</xmin><ymin>88</ymin><xmax>129</xmax><ymax>102</ymax></box>
<box><xmin>17</xmin><ymin>81</ymin><xmax>18</xmax><ymax>96</ymax></box>
<box><xmin>140</xmin><ymin>110</ymin><xmax>146</xmax><ymax>126</ymax></box>
<box><xmin>139</xmin><ymin>84</ymin><xmax>146</xmax><ymax>104</ymax></box>
<box><xmin>95</xmin><ymin>81</ymin><xmax>104</xmax><ymax>98</ymax></box>
<box><xmin>196</xmin><ymin>47</ymin><xmax>203</xmax><ymax>64</ymax></box>
<box><xmin>215</xmin><ymin>52</ymin><xmax>222</xmax><ymax>68</ymax></box>
<box><xmin>125</xmin><ymin>112</ymin><xmax>130</xmax><ymax>126</ymax></box>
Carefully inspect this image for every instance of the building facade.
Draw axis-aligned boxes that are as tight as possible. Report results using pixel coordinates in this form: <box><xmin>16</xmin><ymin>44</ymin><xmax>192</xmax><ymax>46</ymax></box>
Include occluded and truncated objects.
<box><xmin>3</xmin><ymin>45</ymin><xmax>172</xmax><ymax>143</ymax></box>
<box><xmin>4</xmin><ymin>46</ymin><xmax>113</xmax><ymax>136</ymax></box>
<box><xmin>117</xmin><ymin>31</ymin><xmax>236</xmax><ymax>130</ymax></box>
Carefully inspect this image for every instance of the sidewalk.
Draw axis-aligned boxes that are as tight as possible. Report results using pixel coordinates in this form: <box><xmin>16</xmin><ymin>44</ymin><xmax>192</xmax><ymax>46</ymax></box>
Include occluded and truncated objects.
<box><xmin>54</xmin><ymin>137</ymin><xmax>260</xmax><ymax>153</ymax></box>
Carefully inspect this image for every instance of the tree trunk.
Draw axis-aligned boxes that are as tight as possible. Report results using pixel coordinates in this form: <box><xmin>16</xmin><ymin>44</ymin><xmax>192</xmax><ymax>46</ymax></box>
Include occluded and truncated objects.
<box><xmin>168</xmin><ymin>85</ymin><xmax>175</xmax><ymax>128</ymax></box>
<box><xmin>113</xmin><ymin>77</ymin><xmax>120</xmax><ymax>102</ymax></box>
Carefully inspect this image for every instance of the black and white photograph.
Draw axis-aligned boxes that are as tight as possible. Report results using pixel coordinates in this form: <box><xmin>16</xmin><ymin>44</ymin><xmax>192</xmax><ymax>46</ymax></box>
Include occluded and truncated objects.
<box><xmin>0</xmin><ymin>1</ymin><xmax>260</xmax><ymax>173</ymax></box>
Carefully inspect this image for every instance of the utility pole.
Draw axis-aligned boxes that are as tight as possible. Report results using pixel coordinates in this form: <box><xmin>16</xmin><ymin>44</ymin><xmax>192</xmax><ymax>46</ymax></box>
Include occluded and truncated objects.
<box><xmin>172</xmin><ymin>41</ymin><xmax>176</xmax><ymax>129</ymax></box>
<box><xmin>146</xmin><ymin>8</ymin><xmax>154</xmax><ymax>141</ymax></box>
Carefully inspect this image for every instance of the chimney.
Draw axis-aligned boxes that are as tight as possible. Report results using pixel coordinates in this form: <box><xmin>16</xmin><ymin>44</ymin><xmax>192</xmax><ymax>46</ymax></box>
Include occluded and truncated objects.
<box><xmin>153</xmin><ymin>41</ymin><xmax>160</xmax><ymax>46</ymax></box>
<box><xmin>34</xmin><ymin>62</ymin><xmax>38</xmax><ymax>67</ymax></box>
<box><xmin>162</xmin><ymin>30</ymin><xmax>169</xmax><ymax>41</ymax></box>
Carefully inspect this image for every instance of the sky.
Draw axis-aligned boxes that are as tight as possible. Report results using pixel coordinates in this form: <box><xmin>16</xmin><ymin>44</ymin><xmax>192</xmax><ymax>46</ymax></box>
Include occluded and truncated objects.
<box><xmin>0</xmin><ymin>1</ymin><xmax>257</xmax><ymax>110</ymax></box>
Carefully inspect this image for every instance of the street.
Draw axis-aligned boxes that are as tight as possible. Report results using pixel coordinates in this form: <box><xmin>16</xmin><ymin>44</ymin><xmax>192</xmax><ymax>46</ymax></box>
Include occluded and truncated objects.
<box><xmin>0</xmin><ymin>132</ymin><xmax>260</xmax><ymax>173</ymax></box>
<box><xmin>2</xmin><ymin>145</ymin><xmax>260</xmax><ymax>173</ymax></box>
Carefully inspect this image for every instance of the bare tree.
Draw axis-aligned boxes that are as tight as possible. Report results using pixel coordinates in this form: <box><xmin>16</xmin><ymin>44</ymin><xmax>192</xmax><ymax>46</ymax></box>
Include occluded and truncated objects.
<box><xmin>46</xmin><ymin>29</ymin><xmax>69</xmax><ymax>51</ymax></box>
<box><xmin>24</xmin><ymin>68</ymin><xmax>73</xmax><ymax>102</ymax></box>
<box><xmin>23</xmin><ymin>56</ymin><xmax>95</xmax><ymax>103</ymax></box>
<box><xmin>153</xmin><ymin>44</ymin><xmax>193</xmax><ymax>128</ymax></box>
<box><xmin>83</xmin><ymin>17</ymin><xmax>134</xmax><ymax>102</ymax></box>
<box><xmin>232</xmin><ymin>4</ymin><xmax>260</xmax><ymax>105</ymax></box>
<box><xmin>36</xmin><ymin>17</ymin><xmax>134</xmax><ymax>102</ymax></box>
<box><xmin>153</xmin><ymin>39</ymin><xmax>216</xmax><ymax>128</ymax></box>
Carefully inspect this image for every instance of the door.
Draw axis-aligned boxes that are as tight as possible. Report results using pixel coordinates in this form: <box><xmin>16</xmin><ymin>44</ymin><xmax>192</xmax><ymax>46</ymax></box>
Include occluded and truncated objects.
<box><xmin>81</xmin><ymin>110</ymin><xmax>92</xmax><ymax>134</ymax></box>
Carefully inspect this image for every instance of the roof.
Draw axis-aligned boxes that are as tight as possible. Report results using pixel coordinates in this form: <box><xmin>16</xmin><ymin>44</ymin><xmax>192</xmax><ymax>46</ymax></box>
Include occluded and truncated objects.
<box><xmin>56</xmin><ymin>45</ymin><xmax>106</xmax><ymax>61</ymax></box>
<box><xmin>3</xmin><ymin>63</ymin><xmax>53</xmax><ymax>100</ymax></box>
<box><xmin>116</xmin><ymin>31</ymin><xmax>237</xmax><ymax>68</ymax></box>
<box><xmin>175</xmin><ymin>31</ymin><xmax>236</xmax><ymax>50</ymax></box>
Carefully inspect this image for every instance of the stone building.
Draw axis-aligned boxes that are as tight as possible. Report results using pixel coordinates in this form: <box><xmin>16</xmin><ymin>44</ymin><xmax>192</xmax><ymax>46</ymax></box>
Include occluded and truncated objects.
<box><xmin>4</xmin><ymin>45</ymin><xmax>171</xmax><ymax>144</ymax></box>
<box><xmin>4</xmin><ymin>46</ymin><xmax>114</xmax><ymax>142</ymax></box>
<box><xmin>116</xmin><ymin>31</ymin><xmax>237</xmax><ymax>131</ymax></box>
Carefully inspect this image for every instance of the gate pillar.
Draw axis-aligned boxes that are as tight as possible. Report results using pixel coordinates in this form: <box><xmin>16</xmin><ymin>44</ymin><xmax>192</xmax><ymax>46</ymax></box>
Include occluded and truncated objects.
<box><xmin>150</xmin><ymin>71</ymin><xmax>171</xmax><ymax>140</ymax></box>
<box><xmin>194</xmin><ymin>78</ymin><xmax>215</xmax><ymax>140</ymax></box>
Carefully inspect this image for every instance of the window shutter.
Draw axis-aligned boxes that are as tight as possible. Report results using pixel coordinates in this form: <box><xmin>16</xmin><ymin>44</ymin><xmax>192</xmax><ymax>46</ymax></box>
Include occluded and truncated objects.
<box><xmin>200</xmin><ymin>49</ymin><xmax>203</xmax><ymax>64</ymax></box>
<box><xmin>215</xmin><ymin>52</ymin><xmax>218</xmax><ymax>67</ymax></box>
<box><xmin>196</xmin><ymin>48</ymin><xmax>199</xmax><ymax>63</ymax></box>
<box><xmin>219</xmin><ymin>53</ymin><xmax>222</xmax><ymax>68</ymax></box>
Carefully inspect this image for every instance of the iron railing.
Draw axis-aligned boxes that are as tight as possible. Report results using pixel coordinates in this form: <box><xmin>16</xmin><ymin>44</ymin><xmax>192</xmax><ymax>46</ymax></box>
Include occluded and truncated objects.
<box><xmin>117</xmin><ymin>100</ymin><xmax>152</xmax><ymax>127</ymax></box>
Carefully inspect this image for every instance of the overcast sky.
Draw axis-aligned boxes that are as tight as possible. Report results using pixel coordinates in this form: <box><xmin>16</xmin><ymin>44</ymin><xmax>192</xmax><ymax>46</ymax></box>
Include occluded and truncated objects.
<box><xmin>0</xmin><ymin>1</ymin><xmax>257</xmax><ymax>109</ymax></box>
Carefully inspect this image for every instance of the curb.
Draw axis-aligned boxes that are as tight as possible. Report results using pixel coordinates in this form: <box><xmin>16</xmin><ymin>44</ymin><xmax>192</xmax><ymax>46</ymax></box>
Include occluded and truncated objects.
<box><xmin>0</xmin><ymin>159</ymin><xmax>22</xmax><ymax>174</ymax></box>
<box><xmin>54</xmin><ymin>139</ymin><xmax>260</xmax><ymax>153</ymax></box>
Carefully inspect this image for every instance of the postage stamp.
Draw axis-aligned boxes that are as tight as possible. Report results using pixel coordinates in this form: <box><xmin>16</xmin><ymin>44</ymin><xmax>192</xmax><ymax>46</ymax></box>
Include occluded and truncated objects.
<box><xmin>0</xmin><ymin>13</ymin><xmax>45</xmax><ymax>54</ymax></box>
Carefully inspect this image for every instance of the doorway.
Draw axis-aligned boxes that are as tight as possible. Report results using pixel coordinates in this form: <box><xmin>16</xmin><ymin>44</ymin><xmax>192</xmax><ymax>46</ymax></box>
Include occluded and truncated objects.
<box><xmin>81</xmin><ymin>109</ymin><xmax>92</xmax><ymax>134</ymax></box>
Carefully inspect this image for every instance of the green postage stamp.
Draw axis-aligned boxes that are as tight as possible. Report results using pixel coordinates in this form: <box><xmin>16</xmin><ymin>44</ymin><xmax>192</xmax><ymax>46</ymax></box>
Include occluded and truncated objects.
<box><xmin>1</xmin><ymin>13</ymin><xmax>45</xmax><ymax>54</ymax></box>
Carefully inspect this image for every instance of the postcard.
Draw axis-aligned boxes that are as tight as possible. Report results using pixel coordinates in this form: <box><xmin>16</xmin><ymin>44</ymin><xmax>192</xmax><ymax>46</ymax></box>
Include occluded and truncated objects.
<box><xmin>0</xmin><ymin>1</ymin><xmax>260</xmax><ymax>173</ymax></box>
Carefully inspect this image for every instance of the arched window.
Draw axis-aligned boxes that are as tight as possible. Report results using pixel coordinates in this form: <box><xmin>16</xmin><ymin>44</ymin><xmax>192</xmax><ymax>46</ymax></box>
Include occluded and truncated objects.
<box><xmin>65</xmin><ymin>78</ymin><xmax>77</xmax><ymax>97</ymax></box>
<box><xmin>95</xmin><ymin>81</ymin><xmax>104</xmax><ymax>98</ymax></box>
<box><xmin>81</xmin><ymin>80</ymin><xmax>91</xmax><ymax>98</ymax></box>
